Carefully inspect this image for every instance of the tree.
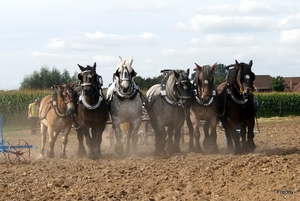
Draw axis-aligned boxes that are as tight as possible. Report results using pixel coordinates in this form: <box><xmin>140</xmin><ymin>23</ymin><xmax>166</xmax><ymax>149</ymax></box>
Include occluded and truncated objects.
<box><xmin>271</xmin><ymin>76</ymin><xmax>285</xmax><ymax>92</ymax></box>
<box><xmin>214</xmin><ymin>63</ymin><xmax>226</xmax><ymax>88</ymax></box>
<box><xmin>20</xmin><ymin>66</ymin><xmax>76</xmax><ymax>90</ymax></box>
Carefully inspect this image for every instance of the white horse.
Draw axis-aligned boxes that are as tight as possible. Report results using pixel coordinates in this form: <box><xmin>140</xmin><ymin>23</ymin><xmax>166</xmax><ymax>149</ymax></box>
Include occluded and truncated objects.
<box><xmin>106</xmin><ymin>56</ymin><xmax>143</xmax><ymax>155</ymax></box>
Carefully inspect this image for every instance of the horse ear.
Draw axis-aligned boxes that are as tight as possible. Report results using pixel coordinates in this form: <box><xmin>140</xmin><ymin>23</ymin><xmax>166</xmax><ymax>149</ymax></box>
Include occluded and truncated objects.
<box><xmin>194</xmin><ymin>63</ymin><xmax>202</xmax><ymax>72</ymax></box>
<box><xmin>186</xmin><ymin>69</ymin><xmax>190</xmax><ymax>77</ymax></box>
<box><xmin>118</xmin><ymin>56</ymin><xmax>122</xmax><ymax>63</ymax></box>
<box><xmin>70</xmin><ymin>81</ymin><xmax>75</xmax><ymax>88</ymax></box>
<box><xmin>93</xmin><ymin>62</ymin><xmax>96</xmax><ymax>68</ymax></box>
<box><xmin>211</xmin><ymin>63</ymin><xmax>217</xmax><ymax>72</ymax></box>
<box><xmin>249</xmin><ymin>60</ymin><xmax>253</xmax><ymax>67</ymax></box>
<box><xmin>77</xmin><ymin>64</ymin><xmax>85</xmax><ymax>71</ymax></box>
<box><xmin>235</xmin><ymin>60</ymin><xmax>241</xmax><ymax>70</ymax></box>
<box><xmin>128</xmin><ymin>57</ymin><xmax>133</xmax><ymax>66</ymax></box>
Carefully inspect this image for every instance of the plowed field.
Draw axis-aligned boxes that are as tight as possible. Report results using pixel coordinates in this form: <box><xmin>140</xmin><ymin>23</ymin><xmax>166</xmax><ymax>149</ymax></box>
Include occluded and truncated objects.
<box><xmin>1</xmin><ymin>117</ymin><xmax>299</xmax><ymax>200</ymax></box>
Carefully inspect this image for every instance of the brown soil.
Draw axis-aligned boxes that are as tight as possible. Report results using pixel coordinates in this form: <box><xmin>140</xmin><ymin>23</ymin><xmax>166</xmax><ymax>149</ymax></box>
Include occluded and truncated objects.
<box><xmin>0</xmin><ymin>117</ymin><xmax>299</xmax><ymax>201</ymax></box>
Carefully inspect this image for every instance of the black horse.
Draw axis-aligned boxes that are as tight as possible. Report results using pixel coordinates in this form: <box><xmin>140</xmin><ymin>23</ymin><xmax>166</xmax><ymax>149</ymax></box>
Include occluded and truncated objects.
<box><xmin>217</xmin><ymin>60</ymin><xmax>256</xmax><ymax>154</ymax></box>
<box><xmin>186</xmin><ymin>63</ymin><xmax>219</xmax><ymax>154</ymax></box>
<box><xmin>75</xmin><ymin>62</ymin><xmax>109</xmax><ymax>159</ymax></box>
<box><xmin>145</xmin><ymin>69</ymin><xmax>192</xmax><ymax>156</ymax></box>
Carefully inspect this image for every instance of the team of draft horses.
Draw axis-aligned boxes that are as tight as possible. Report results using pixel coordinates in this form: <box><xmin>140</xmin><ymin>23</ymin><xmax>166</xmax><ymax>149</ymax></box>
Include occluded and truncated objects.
<box><xmin>38</xmin><ymin>56</ymin><xmax>257</xmax><ymax>159</ymax></box>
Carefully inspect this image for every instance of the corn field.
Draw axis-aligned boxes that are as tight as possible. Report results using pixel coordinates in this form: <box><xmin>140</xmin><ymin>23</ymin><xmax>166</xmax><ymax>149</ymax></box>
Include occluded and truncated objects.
<box><xmin>255</xmin><ymin>92</ymin><xmax>300</xmax><ymax>117</ymax></box>
<box><xmin>0</xmin><ymin>90</ymin><xmax>51</xmax><ymax>127</ymax></box>
<box><xmin>1</xmin><ymin>90</ymin><xmax>300</xmax><ymax>127</ymax></box>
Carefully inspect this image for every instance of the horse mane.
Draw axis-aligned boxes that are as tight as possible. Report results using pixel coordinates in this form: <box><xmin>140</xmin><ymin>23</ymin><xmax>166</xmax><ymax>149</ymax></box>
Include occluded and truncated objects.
<box><xmin>225</xmin><ymin>64</ymin><xmax>238</xmax><ymax>86</ymax></box>
<box><xmin>165</xmin><ymin>70</ymin><xmax>185</xmax><ymax>98</ymax></box>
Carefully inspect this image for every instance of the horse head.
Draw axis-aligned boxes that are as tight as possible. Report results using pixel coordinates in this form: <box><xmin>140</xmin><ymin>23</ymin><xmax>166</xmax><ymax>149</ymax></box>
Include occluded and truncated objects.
<box><xmin>114</xmin><ymin>56</ymin><xmax>137</xmax><ymax>95</ymax></box>
<box><xmin>194</xmin><ymin>62</ymin><xmax>217</xmax><ymax>103</ymax></box>
<box><xmin>170</xmin><ymin>69</ymin><xmax>192</xmax><ymax>100</ymax></box>
<box><xmin>77</xmin><ymin>62</ymin><xmax>98</xmax><ymax>96</ymax></box>
<box><xmin>235</xmin><ymin>60</ymin><xmax>255</xmax><ymax>98</ymax></box>
<box><xmin>53</xmin><ymin>82</ymin><xmax>77</xmax><ymax>116</ymax></box>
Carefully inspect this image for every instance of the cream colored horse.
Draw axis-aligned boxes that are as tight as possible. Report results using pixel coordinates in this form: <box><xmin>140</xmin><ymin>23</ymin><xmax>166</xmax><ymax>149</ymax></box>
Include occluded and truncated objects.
<box><xmin>39</xmin><ymin>82</ymin><xmax>77</xmax><ymax>158</ymax></box>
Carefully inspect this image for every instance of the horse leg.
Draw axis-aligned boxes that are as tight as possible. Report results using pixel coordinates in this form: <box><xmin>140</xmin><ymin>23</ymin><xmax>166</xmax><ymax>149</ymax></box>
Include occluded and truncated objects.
<box><xmin>40</xmin><ymin>123</ymin><xmax>47</xmax><ymax>158</ymax></box>
<box><xmin>186</xmin><ymin>114</ymin><xmax>195</xmax><ymax>152</ymax></box>
<box><xmin>173</xmin><ymin>126</ymin><xmax>182</xmax><ymax>153</ymax></box>
<box><xmin>60</xmin><ymin>126</ymin><xmax>71</xmax><ymax>159</ymax></box>
<box><xmin>95</xmin><ymin>124</ymin><xmax>106</xmax><ymax>157</ymax></box>
<box><xmin>166</xmin><ymin>127</ymin><xmax>174</xmax><ymax>154</ymax></box>
<box><xmin>209</xmin><ymin>118</ymin><xmax>219</xmax><ymax>154</ymax></box>
<box><xmin>203</xmin><ymin>119</ymin><xmax>219</xmax><ymax>154</ymax></box>
<box><xmin>240</xmin><ymin>125</ymin><xmax>247</xmax><ymax>153</ymax></box>
<box><xmin>114</xmin><ymin>124</ymin><xmax>124</xmax><ymax>154</ymax></box>
<box><xmin>87</xmin><ymin>128</ymin><xmax>98</xmax><ymax>160</ymax></box>
<box><xmin>223</xmin><ymin>123</ymin><xmax>234</xmax><ymax>154</ymax></box>
<box><xmin>125</xmin><ymin>124</ymin><xmax>133</xmax><ymax>154</ymax></box>
<box><xmin>155</xmin><ymin>125</ymin><xmax>167</xmax><ymax>156</ymax></box>
<box><xmin>131</xmin><ymin>120</ymin><xmax>141</xmax><ymax>156</ymax></box>
<box><xmin>194</xmin><ymin>125</ymin><xmax>203</xmax><ymax>153</ymax></box>
<box><xmin>246</xmin><ymin>121</ymin><xmax>256</xmax><ymax>153</ymax></box>
<box><xmin>232</xmin><ymin>128</ymin><xmax>242</xmax><ymax>155</ymax></box>
<box><xmin>202</xmin><ymin>121</ymin><xmax>210</xmax><ymax>151</ymax></box>
<box><xmin>47</xmin><ymin>128</ymin><xmax>58</xmax><ymax>158</ymax></box>
<box><xmin>76</xmin><ymin>127</ymin><xmax>87</xmax><ymax>158</ymax></box>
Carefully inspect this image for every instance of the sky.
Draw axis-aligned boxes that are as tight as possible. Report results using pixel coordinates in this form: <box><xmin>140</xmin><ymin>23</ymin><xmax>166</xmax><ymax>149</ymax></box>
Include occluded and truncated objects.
<box><xmin>1</xmin><ymin>0</ymin><xmax>300</xmax><ymax>90</ymax></box>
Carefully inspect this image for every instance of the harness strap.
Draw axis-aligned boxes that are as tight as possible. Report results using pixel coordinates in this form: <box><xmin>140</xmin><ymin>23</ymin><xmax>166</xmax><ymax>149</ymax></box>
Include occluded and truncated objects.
<box><xmin>227</xmin><ymin>88</ymin><xmax>248</xmax><ymax>105</ymax></box>
<box><xmin>79</xmin><ymin>90</ymin><xmax>103</xmax><ymax>110</ymax></box>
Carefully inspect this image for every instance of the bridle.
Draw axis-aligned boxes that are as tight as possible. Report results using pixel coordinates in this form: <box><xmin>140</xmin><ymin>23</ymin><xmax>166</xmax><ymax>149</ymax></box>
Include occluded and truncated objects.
<box><xmin>193</xmin><ymin>68</ymin><xmax>216</xmax><ymax>106</ymax></box>
<box><xmin>79</xmin><ymin>69</ymin><xmax>103</xmax><ymax>110</ymax></box>
<box><xmin>115</xmin><ymin>65</ymin><xmax>138</xmax><ymax>99</ymax></box>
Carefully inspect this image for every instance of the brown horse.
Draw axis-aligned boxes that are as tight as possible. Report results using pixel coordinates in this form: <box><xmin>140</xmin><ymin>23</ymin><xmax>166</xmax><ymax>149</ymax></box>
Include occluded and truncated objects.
<box><xmin>75</xmin><ymin>62</ymin><xmax>109</xmax><ymax>159</ymax></box>
<box><xmin>39</xmin><ymin>82</ymin><xmax>77</xmax><ymax>158</ymax></box>
<box><xmin>217</xmin><ymin>60</ymin><xmax>256</xmax><ymax>154</ymax></box>
<box><xmin>186</xmin><ymin>63</ymin><xmax>218</xmax><ymax>153</ymax></box>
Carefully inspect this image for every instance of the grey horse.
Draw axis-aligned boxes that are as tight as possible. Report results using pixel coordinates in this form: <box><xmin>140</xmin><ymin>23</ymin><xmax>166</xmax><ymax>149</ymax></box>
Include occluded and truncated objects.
<box><xmin>106</xmin><ymin>56</ymin><xmax>143</xmax><ymax>155</ymax></box>
<box><xmin>145</xmin><ymin>69</ymin><xmax>192</xmax><ymax>156</ymax></box>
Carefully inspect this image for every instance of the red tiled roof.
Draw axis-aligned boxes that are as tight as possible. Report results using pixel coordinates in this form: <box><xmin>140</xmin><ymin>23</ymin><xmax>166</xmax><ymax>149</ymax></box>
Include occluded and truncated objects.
<box><xmin>253</xmin><ymin>75</ymin><xmax>272</xmax><ymax>90</ymax></box>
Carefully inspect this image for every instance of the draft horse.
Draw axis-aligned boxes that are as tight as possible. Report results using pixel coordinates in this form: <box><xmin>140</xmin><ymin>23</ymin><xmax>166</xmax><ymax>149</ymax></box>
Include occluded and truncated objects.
<box><xmin>217</xmin><ymin>60</ymin><xmax>256</xmax><ymax>154</ymax></box>
<box><xmin>186</xmin><ymin>63</ymin><xmax>219</xmax><ymax>154</ymax></box>
<box><xmin>39</xmin><ymin>82</ymin><xmax>77</xmax><ymax>158</ymax></box>
<box><xmin>75</xmin><ymin>62</ymin><xmax>109</xmax><ymax>159</ymax></box>
<box><xmin>106</xmin><ymin>56</ymin><xmax>143</xmax><ymax>155</ymax></box>
<box><xmin>145</xmin><ymin>69</ymin><xmax>192</xmax><ymax>156</ymax></box>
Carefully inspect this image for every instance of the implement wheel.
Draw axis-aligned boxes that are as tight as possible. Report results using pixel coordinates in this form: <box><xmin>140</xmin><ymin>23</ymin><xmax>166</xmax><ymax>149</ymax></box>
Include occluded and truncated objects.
<box><xmin>0</xmin><ymin>140</ymin><xmax>10</xmax><ymax>164</ymax></box>
<box><xmin>7</xmin><ymin>139</ymin><xmax>31</xmax><ymax>164</ymax></box>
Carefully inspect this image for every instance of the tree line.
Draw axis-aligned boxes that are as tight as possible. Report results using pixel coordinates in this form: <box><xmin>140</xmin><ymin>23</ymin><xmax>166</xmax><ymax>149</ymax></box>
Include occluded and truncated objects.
<box><xmin>19</xmin><ymin>64</ymin><xmax>285</xmax><ymax>92</ymax></box>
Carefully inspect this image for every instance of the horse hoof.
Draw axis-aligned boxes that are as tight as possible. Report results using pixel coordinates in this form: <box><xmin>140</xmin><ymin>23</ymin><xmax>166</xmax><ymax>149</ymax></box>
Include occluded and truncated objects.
<box><xmin>115</xmin><ymin>141</ymin><xmax>124</xmax><ymax>154</ymax></box>
<box><xmin>47</xmin><ymin>151</ymin><xmax>54</xmax><ymax>158</ymax></box>
<box><xmin>60</xmin><ymin>154</ymin><xmax>67</xmax><ymax>159</ymax></box>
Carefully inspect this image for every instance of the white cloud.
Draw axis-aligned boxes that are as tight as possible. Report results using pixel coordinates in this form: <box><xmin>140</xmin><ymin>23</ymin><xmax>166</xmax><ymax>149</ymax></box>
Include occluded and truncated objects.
<box><xmin>176</xmin><ymin>14</ymin><xmax>275</xmax><ymax>33</ymax></box>
<box><xmin>112</xmin><ymin>3</ymin><xmax>171</xmax><ymax>12</ymax></box>
<box><xmin>189</xmin><ymin>35</ymin><xmax>258</xmax><ymax>47</ymax></box>
<box><xmin>279</xmin><ymin>13</ymin><xmax>300</xmax><ymax>29</ymax></box>
<box><xmin>279</xmin><ymin>29</ymin><xmax>300</xmax><ymax>44</ymax></box>
<box><xmin>239</xmin><ymin>0</ymin><xmax>272</xmax><ymax>13</ymax></box>
<box><xmin>93</xmin><ymin>55</ymin><xmax>117</xmax><ymax>65</ymax></box>
<box><xmin>45</xmin><ymin>31</ymin><xmax>159</xmax><ymax>52</ymax></box>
